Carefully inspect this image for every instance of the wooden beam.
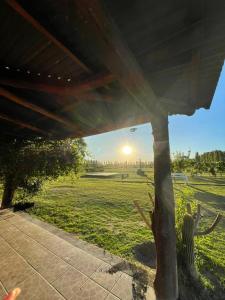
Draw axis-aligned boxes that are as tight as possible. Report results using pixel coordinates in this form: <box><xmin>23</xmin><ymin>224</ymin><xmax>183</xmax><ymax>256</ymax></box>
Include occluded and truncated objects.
<box><xmin>151</xmin><ymin>114</ymin><xmax>178</xmax><ymax>300</ymax></box>
<box><xmin>0</xmin><ymin>87</ymin><xmax>82</xmax><ymax>133</ymax></box>
<box><xmin>0</xmin><ymin>72</ymin><xmax>115</xmax><ymax>97</ymax></box>
<box><xmin>0</xmin><ymin>113</ymin><xmax>45</xmax><ymax>135</ymax></box>
<box><xmin>59</xmin><ymin>92</ymin><xmax>115</xmax><ymax>114</ymax></box>
<box><xmin>188</xmin><ymin>52</ymin><xmax>201</xmax><ymax>103</ymax></box>
<box><xmin>137</xmin><ymin>19</ymin><xmax>203</xmax><ymax>59</ymax></box>
<box><xmin>5</xmin><ymin>0</ymin><xmax>115</xmax><ymax>113</ymax></box>
<box><xmin>66</xmin><ymin>113</ymin><xmax>151</xmax><ymax>139</ymax></box>
<box><xmin>6</xmin><ymin>0</ymin><xmax>91</xmax><ymax>73</ymax></box>
<box><xmin>71</xmin><ymin>0</ymin><xmax>158</xmax><ymax>113</ymax></box>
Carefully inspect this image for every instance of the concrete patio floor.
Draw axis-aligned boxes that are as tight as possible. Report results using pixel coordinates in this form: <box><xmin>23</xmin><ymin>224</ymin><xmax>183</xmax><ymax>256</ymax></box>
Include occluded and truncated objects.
<box><xmin>0</xmin><ymin>210</ymin><xmax>155</xmax><ymax>300</ymax></box>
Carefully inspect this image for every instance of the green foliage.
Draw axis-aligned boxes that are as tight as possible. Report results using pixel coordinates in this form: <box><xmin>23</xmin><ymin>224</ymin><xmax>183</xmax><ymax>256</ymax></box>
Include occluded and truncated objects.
<box><xmin>195</xmin><ymin>152</ymin><xmax>200</xmax><ymax>162</ymax></box>
<box><xmin>176</xmin><ymin>194</ymin><xmax>188</xmax><ymax>246</ymax></box>
<box><xmin>200</xmin><ymin>150</ymin><xmax>225</xmax><ymax>163</ymax></box>
<box><xmin>0</xmin><ymin>137</ymin><xmax>86</xmax><ymax>205</ymax></box>
<box><xmin>172</xmin><ymin>151</ymin><xmax>190</xmax><ymax>172</ymax></box>
<box><xmin>172</xmin><ymin>150</ymin><xmax>225</xmax><ymax>176</ymax></box>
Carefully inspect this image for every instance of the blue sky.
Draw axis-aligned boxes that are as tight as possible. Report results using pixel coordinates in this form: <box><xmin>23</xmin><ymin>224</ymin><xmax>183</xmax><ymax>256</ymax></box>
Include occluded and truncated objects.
<box><xmin>85</xmin><ymin>64</ymin><xmax>225</xmax><ymax>162</ymax></box>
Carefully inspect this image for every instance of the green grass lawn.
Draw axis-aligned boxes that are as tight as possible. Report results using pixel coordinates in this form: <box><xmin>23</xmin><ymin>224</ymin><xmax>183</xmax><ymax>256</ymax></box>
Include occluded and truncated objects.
<box><xmin>8</xmin><ymin>169</ymin><xmax>225</xmax><ymax>298</ymax></box>
<box><xmin>29</xmin><ymin>177</ymin><xmax>154</xmax><ymax>258</ymax></box>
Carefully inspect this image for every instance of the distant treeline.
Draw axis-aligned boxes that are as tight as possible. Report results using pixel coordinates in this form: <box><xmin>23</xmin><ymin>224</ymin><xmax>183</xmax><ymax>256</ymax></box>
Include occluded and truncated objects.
<box><xmin>85</xmin><ymin>159</ymin><xmax>153</xmax><ymax>171</ymax></box>
<box><xmin>198</xmin><ymin>150</ymin><xmax>225</xmax><ymax>162</ymax></box>
<box><xmin>85</xmin><ymin>150</ymin><xmax>225</xmax><ymax>175</ymax></box>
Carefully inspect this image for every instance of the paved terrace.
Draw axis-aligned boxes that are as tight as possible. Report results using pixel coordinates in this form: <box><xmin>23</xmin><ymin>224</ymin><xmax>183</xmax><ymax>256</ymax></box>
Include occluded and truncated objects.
<box><xmin>0</xmin><ymin>210</ymin><xmax>155</xmax><ymax>300</ymax></box>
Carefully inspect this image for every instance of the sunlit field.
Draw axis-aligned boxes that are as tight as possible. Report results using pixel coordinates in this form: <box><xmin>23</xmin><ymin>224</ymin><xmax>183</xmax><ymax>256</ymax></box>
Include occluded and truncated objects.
<box><xmin>4</xmin><ymin>168</ymin><xmax>225</xmax><ymax>298</ymax></box>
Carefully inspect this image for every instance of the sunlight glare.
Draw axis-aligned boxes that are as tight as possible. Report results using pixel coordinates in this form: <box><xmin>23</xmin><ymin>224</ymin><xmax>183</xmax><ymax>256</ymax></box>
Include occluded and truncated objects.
<box><xmin>122</xmin><ymin>145</ymin><xmax>132</xmax><ymax>155</ymax></box>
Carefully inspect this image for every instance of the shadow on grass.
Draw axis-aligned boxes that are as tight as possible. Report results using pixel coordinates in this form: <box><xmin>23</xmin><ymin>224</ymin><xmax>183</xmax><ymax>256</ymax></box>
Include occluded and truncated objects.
<box><xmin>189</xmin><ymin>176</ymin><xmax>225</xmax><ymax>186</ymax></box>
<box><xmin>13</xmin><ymin>202</ymin><xmax>34</xmax><ymax>211</ymax></box>
<box><xmin>197</xmin><ymin>252</ymin><xmax>225</xmax><ymax>300</ymax></box>
<box><xmin>177</xmin><ymin>251</ymin><xmax>224</xmax><ymax>300</ymax></box>
<box><xmin>193</xmin><ymin>176</ymin><xmax>225</xmax><ymax>185</ymax></box>
<box><xmin>190</xmin><ymin>186</ymin><xmax>225</xmax><ymax>211</ymax></box>
<box><xmin>132</xmin><ymin>241</ymin><xmax>156</xmax><ymax>269</ymax></box>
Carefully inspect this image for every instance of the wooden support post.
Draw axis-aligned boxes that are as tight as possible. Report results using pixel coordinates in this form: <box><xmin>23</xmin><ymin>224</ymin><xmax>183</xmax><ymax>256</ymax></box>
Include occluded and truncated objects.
<box><xmin>151</xmin><ymin>114</ymin><xmax>178</xmax><ymax>300</ymax></box>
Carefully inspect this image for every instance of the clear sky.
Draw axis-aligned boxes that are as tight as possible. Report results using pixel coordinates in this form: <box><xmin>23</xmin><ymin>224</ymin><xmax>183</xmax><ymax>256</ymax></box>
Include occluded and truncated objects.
<box><xmin>85</xmin><ymin>64</ymin><xmax>225</xmax><ymax>162</ymax></box>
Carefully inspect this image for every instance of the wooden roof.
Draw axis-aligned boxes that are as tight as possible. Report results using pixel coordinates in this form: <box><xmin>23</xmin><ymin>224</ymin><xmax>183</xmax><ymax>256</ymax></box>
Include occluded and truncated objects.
<box><xmin>0</xmin><ymin>0</ymin><xmax>225</xmax><ymax>139</ymax></box>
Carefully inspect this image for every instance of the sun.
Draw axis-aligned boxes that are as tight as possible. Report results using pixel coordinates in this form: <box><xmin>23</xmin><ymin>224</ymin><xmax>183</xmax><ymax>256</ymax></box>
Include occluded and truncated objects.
<box><xmin>122</xmin><ymin>145</ymin><xmax>132</xmax><ymax>155</ymax></box>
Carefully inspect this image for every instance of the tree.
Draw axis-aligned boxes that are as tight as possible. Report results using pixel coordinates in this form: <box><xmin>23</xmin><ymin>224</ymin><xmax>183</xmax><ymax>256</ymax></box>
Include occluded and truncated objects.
<box><xmin>0</xmin><ymin>137</ymin><xmax>86</xmax><ymax>209</ymax></box>
<box><xmin>195</xmin><ymin>152</ymin><xmax>200</xmax><ymax>162</ymax></box>
<box><xmin>216</xmin><ymin>161</ymin><xmax>225</xmax><ymax>176</ymax></box>
<box><xmin>209</xmin><ymin>165</ymin><xmax>216</xmax><ymax>177</ymax></box>
<box><xmin>172</xmin><ymin>151</ymin><xmax>190</xmax><ymax>173</ymax></box>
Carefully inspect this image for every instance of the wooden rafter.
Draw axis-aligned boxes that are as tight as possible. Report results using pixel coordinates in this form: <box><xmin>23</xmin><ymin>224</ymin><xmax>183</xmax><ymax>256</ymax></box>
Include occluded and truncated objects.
<box><xmin>66</xmin><ymin>113</ymin><xmax>151</xmax><ymax>138</ymax></box>
<box><xmin>0</xmin><ymin>72</ymin><xmax>115</xmax><ymax>97</ymax></box>
<box><xmin>0</xmin><ymin>112</ymin><xmax>45</xmax><ymax>135</ymax></box>
<box><xmin>72</xmin><ymin>0</ymin><xmax>158</xmax><ymax>114</ymax></box>
<box><xmin>6</xmin><ymin>0</ymin><xmax>91</xmax><ymax>73</ymax></box>
<box><xmin>7</xmin><ymin>0</ymin><xmax>157</xmax><ymax>112</ymax></box>
<box><xmin>0</xmin><ymin>87</ymin><xmax>81</xmax><ymax>133</ymax></box>
<box><xmin>5</xmin><ymin>0</ymin><xmax>116</xmax><ymax>110</ymax></box>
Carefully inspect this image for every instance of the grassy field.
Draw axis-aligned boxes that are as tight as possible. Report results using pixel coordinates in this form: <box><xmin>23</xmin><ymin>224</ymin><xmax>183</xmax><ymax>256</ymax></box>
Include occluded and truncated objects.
<box><xmin>29</xmin><ymin>173</ymin><xmax>154</xmax><ymax>259</ymax></box>
<box><xmin>8</xmin><ymin>168</ymin><xmax>225</xmax><ymax>298</ymax></box>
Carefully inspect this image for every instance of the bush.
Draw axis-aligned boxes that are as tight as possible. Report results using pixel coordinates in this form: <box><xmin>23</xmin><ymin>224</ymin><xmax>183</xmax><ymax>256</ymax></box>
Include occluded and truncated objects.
<box><xmin>0</xmin><ymin>137</ymin><xmax>86</xmax><ymax>208</ymax></box>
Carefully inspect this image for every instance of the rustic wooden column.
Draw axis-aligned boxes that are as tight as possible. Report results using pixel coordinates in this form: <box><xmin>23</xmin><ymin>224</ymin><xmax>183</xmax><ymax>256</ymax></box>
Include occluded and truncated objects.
<box><xmin>151</xmin><ymin>114</ymin><xmax>178</xmax><ymax>300</ymax></box>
